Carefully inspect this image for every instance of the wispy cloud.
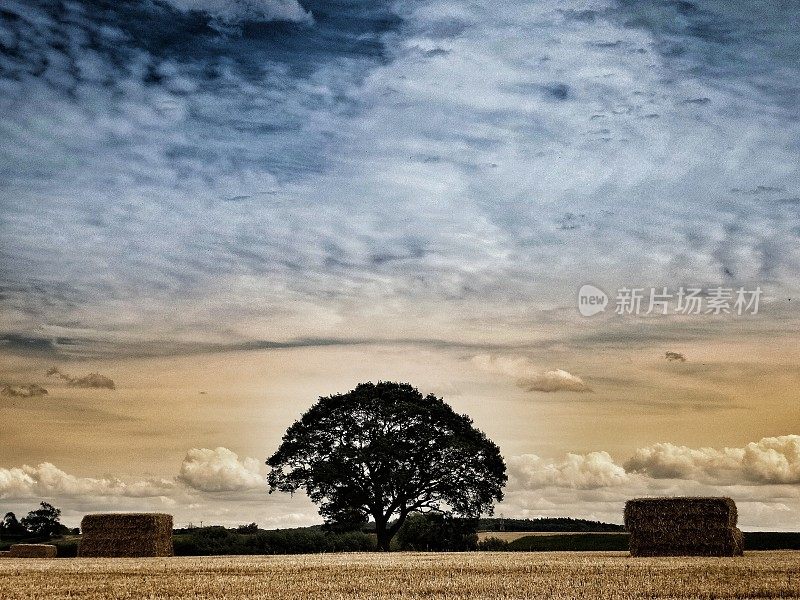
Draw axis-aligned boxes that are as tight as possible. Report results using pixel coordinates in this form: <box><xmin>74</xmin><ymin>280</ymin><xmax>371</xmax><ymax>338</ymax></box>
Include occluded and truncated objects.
<box><xmin>665</xmin><ymin>351</ymin><xmax>687</xmax><ymax>362</ymax></box>
<box><xmin>159</xmin><ymin>0</ymin><xmax>312</xmax><ymax>25</ymax></box>
<box><xmin>524</xmin><ymin>370</ymin><xmax>593</xmax><ymax>393</ymax></box>
<box><xmin>0</xmin><ymin>383</ymin><xmax>48</xmax><ymax>398</ymax></box>
<box><xmin>47</xmin><ymin>367</ymin><xmax>115</xmax><ymax>390</ymax></box>
<box><xmin>472</xmin><ymin>355</ymin><xmax>591</xmax><ymax>393</ymax></box>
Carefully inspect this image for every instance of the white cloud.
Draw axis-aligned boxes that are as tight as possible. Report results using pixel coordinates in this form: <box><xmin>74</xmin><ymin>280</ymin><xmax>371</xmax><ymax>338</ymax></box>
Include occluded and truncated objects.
<box><xmin>508</xmin><ymin>451</ymin><xmax>629</xmax><ymax>490</ymax></box>
<box><xmin>177</xmin><ymin>447</ymin><xmax>266</xmax><ymax>492</ymax></box>
<box><xmin>0</xmin><ymin>451</ymin><xmax>315</xmax><ymax>529</ymax></box>
<box><xmin>625</xmin><ymin>435</ymin><xmax>800</xmax><ymax>485</ymax></box>
<box><xmin>472</xmin><ymin>355</ymin><xmax>539</xmax><ymax>380</ymax></box>
<box><xmin>473</xmin><ymin>355</ymin><xmax>591</xmax><ymax>392</ymax></box>
<box><xmin>0</xmin><ymin>463</ymin><xmax>174</xmax><ymax>499</ymax></box>
<box><xmin>159</xmin><ymin>0</ymin><xmax>311</xmax><ymax>24</ymax></box>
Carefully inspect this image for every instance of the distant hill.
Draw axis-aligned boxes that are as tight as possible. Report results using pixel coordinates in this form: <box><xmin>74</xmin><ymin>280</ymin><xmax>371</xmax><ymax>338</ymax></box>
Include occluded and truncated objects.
<box><xmin>477</xmin><ymin>517</ymin><xmax>625</xmax><ymax>532</ymax></box>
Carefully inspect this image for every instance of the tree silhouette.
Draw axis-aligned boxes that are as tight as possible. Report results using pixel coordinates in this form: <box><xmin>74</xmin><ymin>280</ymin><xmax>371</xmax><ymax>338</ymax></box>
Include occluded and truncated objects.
<box><xmin>267</xmin><ymin>382</ymin><xmax>506</xmax><ymax>550</ymax></box>
<box><xmin>1</xmin><ymin>512</ymin><xmax>28</xmax><ymax>536</ymax></box>
<box><xmin>21</xmin><ymin>502</ymin><xmax>64</xmax><ymax>537</ymax></box>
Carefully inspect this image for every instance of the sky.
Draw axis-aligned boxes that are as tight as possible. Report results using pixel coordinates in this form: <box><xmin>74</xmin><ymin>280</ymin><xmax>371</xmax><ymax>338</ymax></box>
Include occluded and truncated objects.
<box><xmin>1</xmin><ymin>0</ymin><xmax>799</xmax><ymax>530</ymax></box>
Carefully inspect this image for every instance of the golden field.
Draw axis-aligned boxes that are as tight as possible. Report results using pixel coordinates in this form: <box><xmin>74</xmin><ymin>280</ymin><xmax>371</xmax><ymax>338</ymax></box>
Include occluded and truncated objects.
<box><xmin>1</xmin><ymin>551</ymin><xmax>798</xmax><ymax>600</ymax></box>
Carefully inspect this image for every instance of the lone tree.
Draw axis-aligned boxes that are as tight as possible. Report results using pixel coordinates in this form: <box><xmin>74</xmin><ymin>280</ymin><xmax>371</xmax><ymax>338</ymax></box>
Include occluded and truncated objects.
<box><xmin>267</xmin><ymin>381</ymin><xmax>507</xmax><ymax>551</ymax></box>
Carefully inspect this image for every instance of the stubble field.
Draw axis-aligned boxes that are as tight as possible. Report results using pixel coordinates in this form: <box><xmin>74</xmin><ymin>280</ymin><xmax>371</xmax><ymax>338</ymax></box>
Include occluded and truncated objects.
<box><xmin>1</xmin><ymin>551</ymin><xmax>798</xmax><ymax>599</ymax></box>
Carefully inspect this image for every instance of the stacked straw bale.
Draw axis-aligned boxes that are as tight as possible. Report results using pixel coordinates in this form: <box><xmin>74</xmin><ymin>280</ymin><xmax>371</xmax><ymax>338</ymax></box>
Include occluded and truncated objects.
<box><xmin>625</xmin><ymin>497</ymin><xmax>743</xmax><ymax>557</ymax></box>
<box><xmin>6</xmin><ymin>544</ymin><xmax>57</xmax><ymax>558</ymax></box>
<box><xmin>0</xmin><ymin>550</ymin><xmax>10</xmax><ymax>557</ymax></box>
<box><xmin>78</xmin><ymin>513</ymin><xmax>173</xmax><ymax>557</ymax></box>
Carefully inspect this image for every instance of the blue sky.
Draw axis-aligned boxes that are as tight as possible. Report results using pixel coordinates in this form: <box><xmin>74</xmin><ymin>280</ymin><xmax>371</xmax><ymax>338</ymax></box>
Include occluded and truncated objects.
<box><xmin>1</xmin><ymin>0</ymin><xmax>800</xmax><ymax>529</ymax></box>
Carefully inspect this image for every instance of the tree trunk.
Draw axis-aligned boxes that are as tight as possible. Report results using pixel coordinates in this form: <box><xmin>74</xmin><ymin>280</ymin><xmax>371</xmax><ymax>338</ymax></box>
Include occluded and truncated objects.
<box><xmin>375</xmin><ymin>519</ymin><xmax>391</xmax><ymax>551</ymax></box>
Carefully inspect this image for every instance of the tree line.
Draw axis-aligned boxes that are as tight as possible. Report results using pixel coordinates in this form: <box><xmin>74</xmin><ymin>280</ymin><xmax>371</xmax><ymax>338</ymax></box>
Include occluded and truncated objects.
<box><xmin>1</xmin><ymin>502</ymin><xmax>72</xmax><ymax>540</ymax></box>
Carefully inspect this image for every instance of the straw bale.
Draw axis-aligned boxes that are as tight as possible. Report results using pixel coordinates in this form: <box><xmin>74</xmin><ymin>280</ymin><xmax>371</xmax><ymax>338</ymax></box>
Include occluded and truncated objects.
<box><xmin>78</xmin><ymin>513</ymin><xmax>173</xmax><ymax>557</ymax></box>
<box><xmin>625</xmin><ymin>497</ymin><xmax>742</xmax><ymax>557</ymax></box>
<box><xmin>625</xmin><ymin>497</ymin><xmax>737</xmax><ymax>530</ymax></box>
<box><xmin>8</xmin><ymin>544</ymin><xmax>57</xmax><ymax>558</ymax></box>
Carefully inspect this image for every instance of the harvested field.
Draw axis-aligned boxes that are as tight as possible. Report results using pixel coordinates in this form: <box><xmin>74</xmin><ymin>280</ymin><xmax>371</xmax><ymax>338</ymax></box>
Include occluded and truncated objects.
<box><xmin>0</xmin><ymin>552</ymin><xmax>798</xmax><ymax>599</ymax></box>
<box><xmin>79</xmin><ymin>513</ymin><xmax>173</xmax><ymax>558</ymax></box>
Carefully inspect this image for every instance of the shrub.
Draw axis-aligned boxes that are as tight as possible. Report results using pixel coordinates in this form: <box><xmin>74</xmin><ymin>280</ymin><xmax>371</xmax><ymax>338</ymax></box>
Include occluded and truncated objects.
<box><xmin>396</xmin><ymin>513</ymin><xmax>479</xmax><ymax>551</ymax></box>
<box><xmin>477</xmin><ymin>537</ymin><xmax>509</xmax><ymax>551</ymax></box>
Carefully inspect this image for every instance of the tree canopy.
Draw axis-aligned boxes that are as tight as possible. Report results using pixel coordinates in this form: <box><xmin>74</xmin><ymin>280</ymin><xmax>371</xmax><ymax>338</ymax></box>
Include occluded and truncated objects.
<box><xmin>1</xmin><ymin>503</ymin><xmax>69</xmax><ymax>539</ymax></box>
<box><xmin>1</xmin><ymin>512</ymin><xmax>28</xmax><ymax>536</ymax></box>
<box><xmin>267</xmin><ymin>381</ymin><xmax>506</xmax><ymax>550</ymax></box>
<box><xmin>20</xmin><ymin>502</ymin><xmax>65</xmax><ymax>537</ymax></box>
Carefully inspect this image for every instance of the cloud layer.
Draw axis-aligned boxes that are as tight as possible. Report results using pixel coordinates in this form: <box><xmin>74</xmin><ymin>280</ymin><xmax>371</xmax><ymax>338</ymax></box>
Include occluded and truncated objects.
<box><xmin>626</xmin><ymin>435</ymin><xmax>800</xmax><ymax>485</ymax></box>
<box><xmin>3</xmin><ymin>438</ymin><xmax>800</xmax><ymax>529</ymax></box>
<box><xmin>0</xmin><ymin>463</ymin><xmax>173</xmax><ymax>499</ymax></box>
<box><xmin>160</xmin><ymin>0</ymin><xmax>311</xmax><ymax>24</ymax></box>
<box><xmin>0</xmin><ymin>0</ymin><xmax>798</xmax><ymax>355</ymax></box>
<box><xmin>500</xmin><ymin>437</ymin><xmax>800</xmax><ymax>530</ymax></box>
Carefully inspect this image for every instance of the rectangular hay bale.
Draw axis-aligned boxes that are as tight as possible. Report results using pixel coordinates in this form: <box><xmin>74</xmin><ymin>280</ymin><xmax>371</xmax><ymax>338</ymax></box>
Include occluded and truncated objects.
<box><xmin>8</xmin><ymin>544</ymin><xmax>58</xmax><ymax>558</ymax></box>
<box><xmin>625</xmin><ymin>497</ymin><xmax>737</xmax><ymax>530</ymax></box>
<box><xmin>629</xmin><ymin>527</ymin><xmax>743</xmax><ymax>557</ymax></box>
<box><xmin>625</xmin><ymin>497</ymin><xmax>742</xmax><ymax>557</ymax></box>
<box><xmin>78</xmin><ymin>513</ymin><xmax>173</xmax><ymax>557</ymax></box>
<box><xmin>0</xmin><ymin>551</ymin><xmax>10</xmax><ymax>557</ymax></box>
